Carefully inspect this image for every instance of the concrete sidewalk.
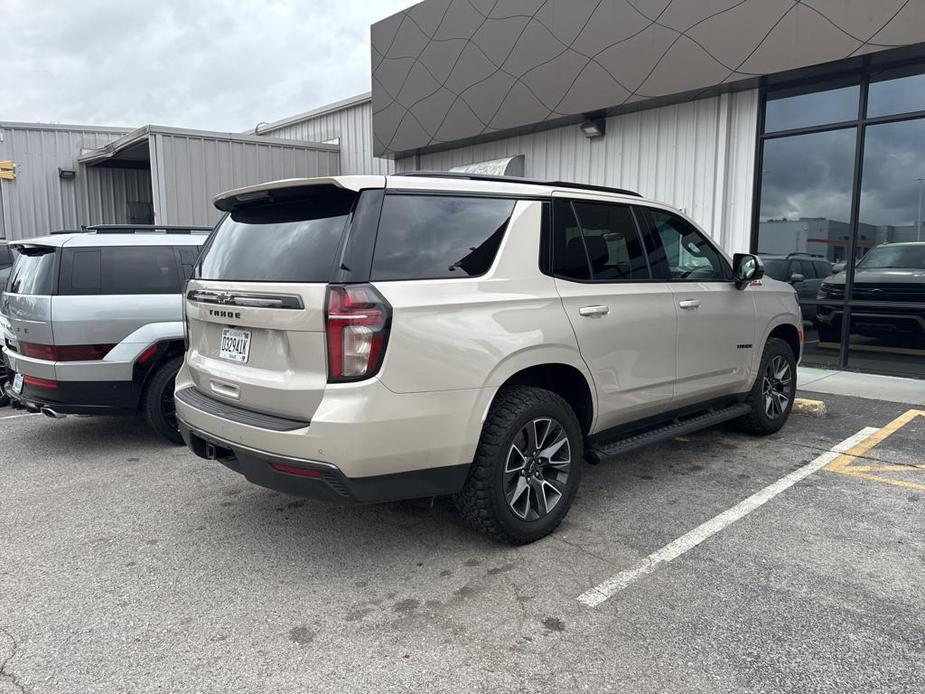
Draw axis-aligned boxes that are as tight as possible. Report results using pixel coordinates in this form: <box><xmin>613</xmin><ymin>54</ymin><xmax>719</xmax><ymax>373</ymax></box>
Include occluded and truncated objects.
<box><xmin>798</xmin><ymin>366</ymin><xmax>925</xmax><ymax>405</ymax></box>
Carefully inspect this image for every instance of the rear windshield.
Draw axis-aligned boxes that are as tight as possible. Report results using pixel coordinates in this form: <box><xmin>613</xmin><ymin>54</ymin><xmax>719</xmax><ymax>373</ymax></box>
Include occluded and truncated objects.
<box><xmin>6</xmin><ymin>247</ymin><xmax>57</xmax><ymax>295</ymax></box>
<box><xmin>198</xmin><ymin>192</ymin><xmax>355</xmax><ymax>282</ymax></box>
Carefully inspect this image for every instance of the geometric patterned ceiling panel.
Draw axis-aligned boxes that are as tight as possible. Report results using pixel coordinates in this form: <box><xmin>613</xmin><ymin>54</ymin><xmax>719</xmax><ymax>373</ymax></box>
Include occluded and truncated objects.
<box><xmin>371</xmin><ymin>0</ymin><xmax>925</xmax><ymax>156</ymax></box>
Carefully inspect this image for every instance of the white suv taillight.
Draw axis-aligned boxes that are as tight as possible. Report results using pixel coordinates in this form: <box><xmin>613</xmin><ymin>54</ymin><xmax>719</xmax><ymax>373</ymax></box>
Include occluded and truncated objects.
<box><xmin>325</xmin><ymin>284</ymin><xmax>391</xmax><ymax>382</ymax></box>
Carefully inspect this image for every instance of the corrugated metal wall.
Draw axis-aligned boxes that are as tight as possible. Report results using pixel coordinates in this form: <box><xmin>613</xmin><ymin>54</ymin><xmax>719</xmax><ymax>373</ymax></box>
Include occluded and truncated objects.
<box><xmin>149</xmin><ymin>133</ymin><xmax>341</xmax><ymax>226</ymax></box>
<box><xmin>260</xmin><ymin>100</ymin><xmax>395</xmax><ymax>176</ymax></box>
<box><xmin>0</xmin><ymin>123</ymin><xmax>127</xmax><ymax>239</ymax></box>
<box><xmin>396</xmin><ymin>90</ymin><xmax>760</xmax><ymax>254</ymax></box>
<box><xmin>81</xmin><ymin>166</ymin><xmax>153</xmax><ymax>225</ymax></box>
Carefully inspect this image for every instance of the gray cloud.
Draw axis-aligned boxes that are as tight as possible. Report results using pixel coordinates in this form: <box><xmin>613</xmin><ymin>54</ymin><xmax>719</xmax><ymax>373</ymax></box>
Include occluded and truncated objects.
<box><xmin>2</xmin><ymin>0</ymin><xmax>414</xmax><ymax>132</ymax></box>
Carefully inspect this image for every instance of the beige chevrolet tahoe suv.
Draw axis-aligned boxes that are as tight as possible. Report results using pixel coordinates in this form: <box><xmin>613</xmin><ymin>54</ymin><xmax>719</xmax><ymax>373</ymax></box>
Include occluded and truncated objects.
<box><xmin>176</xmin><ymin>173</ymin><xmax>802</xmax><ymax>544</ymax></box>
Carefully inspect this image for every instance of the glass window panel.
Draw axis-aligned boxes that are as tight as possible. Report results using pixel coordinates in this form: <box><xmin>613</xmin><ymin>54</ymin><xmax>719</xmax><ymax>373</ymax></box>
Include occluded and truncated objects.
<box><xmin>867</xmin><ymin>66</ymin><xmax>925</xmax><ymax>118</ymax></box>
<box><xmin>801</xmin><ymin>302</ymin><xmax>845</xmax><ymax>370</ymax></box>
<box><xmin>764</xmin><ymin>84</ymin><xmax>859</xmax><ymax>132</ymax></box>
<box><xmin>847</xmin><ymin>308</ymin><xmax>925</xmax><ymax>378</ymax></box>
<box><xmin>757</xmin><ymin>128</ymin><xmax>857</xmax><ymax>265</ymax></box>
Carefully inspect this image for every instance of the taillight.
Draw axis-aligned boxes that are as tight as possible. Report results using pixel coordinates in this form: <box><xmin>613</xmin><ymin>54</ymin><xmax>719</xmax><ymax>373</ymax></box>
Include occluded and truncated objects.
<box><xmin>23</xmin><ymin>375</ymin><xmax>57</xmax><ymax>389</ymax></box>
<box><xmin>19</xmin><ymin>341</ymin><xmax>115</xmax><ymax>362</ymax></box>
<box><xmin>325</xmin><ymin>284</ymin><xmax>391</xmax><ymax>382</ymax></box>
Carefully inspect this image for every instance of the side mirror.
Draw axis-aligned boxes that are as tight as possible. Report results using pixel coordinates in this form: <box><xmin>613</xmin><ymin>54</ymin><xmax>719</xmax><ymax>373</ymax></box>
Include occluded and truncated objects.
<box><xmin>733</xmin><ymin>253</ymin><xmax>764</xmax><ymax>289</ymax></box>
<box><xmin>832</xmin><ymin>261</ymin><xmax>846</xmax><ymax>273</ymax></box>
<box><xmin>789</xmin><ymin>273</ymin><xmax>806</xmax><ymax>284</ymax></box>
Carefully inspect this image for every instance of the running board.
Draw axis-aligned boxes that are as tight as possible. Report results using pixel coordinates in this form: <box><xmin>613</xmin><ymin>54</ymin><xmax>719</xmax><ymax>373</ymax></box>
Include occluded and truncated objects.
<box><xmin>585</xmin><ymin>403</ymin><xmax>752</xmax><ymax>464</ymax></box>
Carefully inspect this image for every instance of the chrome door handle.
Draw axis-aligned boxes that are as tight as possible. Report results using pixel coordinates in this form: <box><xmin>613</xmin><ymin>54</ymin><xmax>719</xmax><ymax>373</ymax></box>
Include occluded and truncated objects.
<box><xmin>579</xmin><ymin>305</ymin><xmax>610</xmax><ymax>317</ymax></box>
<box><xmin>678</xmin><ymin>299</ymin><xmax>701</xmax><ymax>309</ymax></box>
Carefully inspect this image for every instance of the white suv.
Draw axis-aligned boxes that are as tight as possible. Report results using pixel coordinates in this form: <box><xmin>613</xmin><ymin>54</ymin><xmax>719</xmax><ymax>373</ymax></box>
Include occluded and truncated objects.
<box><xmin>176</xmin><ymin>173</ymin><xmax>802</xmax><ymax>544</ymax></box>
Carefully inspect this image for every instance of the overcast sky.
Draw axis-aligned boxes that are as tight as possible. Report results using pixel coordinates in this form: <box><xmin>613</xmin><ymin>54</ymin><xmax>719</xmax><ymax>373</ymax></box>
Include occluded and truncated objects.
<box><xmin>2</xmin><ymin>0</ymin><xmax>413</xmax><ymax>132</ymax></box>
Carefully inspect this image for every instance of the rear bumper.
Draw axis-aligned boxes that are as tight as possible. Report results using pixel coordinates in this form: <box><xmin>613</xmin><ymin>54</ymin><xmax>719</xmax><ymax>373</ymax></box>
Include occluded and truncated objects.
<box><xmin>179</xmin><ymin>420</ymin><xmax>469</xmax><ymax>504</ymax></box>
<box><xmin>4</xmin><ymin>378</ymin><xmax>137</xmax><ymax>415</ymax></box>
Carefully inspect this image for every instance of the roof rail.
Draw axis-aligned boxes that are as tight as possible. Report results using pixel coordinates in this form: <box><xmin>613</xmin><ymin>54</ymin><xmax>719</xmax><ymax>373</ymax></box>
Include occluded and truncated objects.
<box><xmin>785</xmin><ymin>252</ymin><xmax>825</xmax><ymax>259</ymax></box>
<box><xmin>82</xmin><ymin>224</ymin><xmax>213</xmax><ymax>235</ymax></box>
<box><xmin>393</xmin><ymin>171</ymin><xmax>642</xmax><ymax>198</ymax></box>
<box><xmin>49</xmin><ymin>229</ymin><xmax>87</xmax><ymax>235</ymax></box>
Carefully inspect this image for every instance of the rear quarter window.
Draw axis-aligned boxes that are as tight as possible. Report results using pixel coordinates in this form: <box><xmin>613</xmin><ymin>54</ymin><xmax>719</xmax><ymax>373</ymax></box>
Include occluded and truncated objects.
<box><xmin>371</xmin><ymin>195</ymin><xmax>515</xmax><ymax>281</ymax></box>
<box><xmin>59</xmin><ymin>246</ymin><xmax>182</xmax><ymax>295</ymax></box>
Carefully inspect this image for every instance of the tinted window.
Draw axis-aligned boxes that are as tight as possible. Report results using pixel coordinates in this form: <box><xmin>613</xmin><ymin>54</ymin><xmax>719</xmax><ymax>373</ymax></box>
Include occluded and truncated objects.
<box><xmin>567</xmin><ymin>201</ymin><xmax>648</xmax><ymax>281</ymax></box>
<box><xmin>71</xmin><ymin>249</ymin><xmax>101</xmax><ymax>292</ymax></box>
<box><xmin>102</xmin><ymin>247</ymin><xmax>180</xmax><ymax>294</ymax></box>
<box><xmin>762</xmin><ymin>259</ymin><xmax>789</xmax><ymax>281</ymax></box>
<box><xmin>814</xmin><ymin>261</ymin><xmax>833</xmax><ymax>278</ymax></box>
<box><xmin>372</xmin><ymin>195</ymin><xmax>514</xmax><ymax>281</ymax></box>
<box><xmin>764</xmin><ymin>83</ymin><xmax>859</xmax><ymax>132</ymax></box>
<box><xmin>791</xmin><ymin>259</ymin><xmax>814</xmax><ymax>279</ymax></box>
<box><xmin>644</xmin><ymin>210</ymin><xmax>728</xmax><ymax>281</ymax></box>
<box><xmin>200</xmin><ymin>193</ymin><xmax>355</xmax><ymax>282</ymax></box>
<box><xmin>0</xmin><ymin>245</ymin><xmax>12</xmax><ymax>268</ymax></box>
<box><xmin>552</xmin><ymin>199</ymin><xmax>590</xmax><ymax>281</ymax></box>
<box><xmin>868</xmin><ymin>66</ymin><xmax>925</xmax><ymax>118</ymax></box>
<box><xmin>757</xmin><ymin>128</ymin><xmax>856</xmax><ymax>264</ymax></box>
<box><xmin>0</xmin><ymin>266</ymin><xmax>11</xmax><ymax>288</ymax></box>
<box><xmin>7</xmin><ymin>248</ymin><xmax>57</xmax><ymax>295</ymax></box>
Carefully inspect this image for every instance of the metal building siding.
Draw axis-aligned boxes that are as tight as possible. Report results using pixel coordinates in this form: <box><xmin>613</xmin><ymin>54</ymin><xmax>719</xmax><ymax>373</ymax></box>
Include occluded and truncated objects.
<box><xmin>81</xmin><ymin>167</ymin><xmax>153</xmax><ymax>225</ymax></box>
<box><xmin>260</xmin><ymin>100</ymin><xmax>395</xmax><ymax>176</ymax></box>
<box><xmin>395</xmin><ymin>90</ymin><xmax>759</xmax><ymax>254</ymax></box>
<box><xmin>0</xmin><ymin>124</ymin><xmax>127</xmax><ymax>239</ymax></box>
<box><xmin>148</xmin><ymin>133</ymin><xmax>341</xmax><ymax>226</ymax></box>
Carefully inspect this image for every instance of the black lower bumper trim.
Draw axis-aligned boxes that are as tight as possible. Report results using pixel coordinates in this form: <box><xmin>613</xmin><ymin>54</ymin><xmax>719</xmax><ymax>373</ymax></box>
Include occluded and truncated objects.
<box><xmin>179</xmin><ymin>420</ymin><xmax>470</xmax><ymax>504</ymax></box>
<box><xmin>4</xmin><ymin>379</ymin><xmax>137</xmax><ymax>415</ymax></box>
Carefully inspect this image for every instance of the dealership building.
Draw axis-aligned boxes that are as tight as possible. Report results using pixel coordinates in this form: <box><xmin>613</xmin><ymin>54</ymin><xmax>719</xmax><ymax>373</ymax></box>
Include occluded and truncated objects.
<box><xmin>2</xmin><ymin>0</ymin><xmax>924</xmax><ymax>378</ymax></box>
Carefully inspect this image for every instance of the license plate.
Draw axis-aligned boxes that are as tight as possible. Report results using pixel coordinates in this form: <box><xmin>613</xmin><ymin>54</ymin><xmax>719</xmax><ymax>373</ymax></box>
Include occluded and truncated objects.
<box><xmin>219</xmin><ymin>328</ymin><xmax>251</xmax><ymax>364</ymax></box>
<box><xmin>12</xmin><ymin>372</ymin><xmax>23</xmax><ymax>394</ymax></box>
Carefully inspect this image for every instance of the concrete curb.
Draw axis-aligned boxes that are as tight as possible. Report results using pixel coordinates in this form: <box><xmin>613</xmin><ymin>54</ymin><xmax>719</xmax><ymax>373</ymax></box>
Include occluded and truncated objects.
<box><xmin>793</xmin><ymin>398</ymin><xmax>827</xmax><ymax>417</ymax></box>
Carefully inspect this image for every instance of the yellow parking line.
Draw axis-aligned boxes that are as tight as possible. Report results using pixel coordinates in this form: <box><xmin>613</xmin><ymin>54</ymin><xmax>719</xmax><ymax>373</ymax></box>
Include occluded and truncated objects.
<box><xmin>826</xmin><ymin>409</ymin><xmax>925</xmax><ymax>491</ymax></box>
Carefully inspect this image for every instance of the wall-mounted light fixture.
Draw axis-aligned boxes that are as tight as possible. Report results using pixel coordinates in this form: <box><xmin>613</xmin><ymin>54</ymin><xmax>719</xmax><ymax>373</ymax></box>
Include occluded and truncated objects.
<box><xmin>58</xmin><ymin>168</ymin><xmax>76</xmax><ymax>179</ymax></box>
<box><xmin>579</xmin><ymin>117</ymin><xmax>606</xmax><ymax>139</ymax></box>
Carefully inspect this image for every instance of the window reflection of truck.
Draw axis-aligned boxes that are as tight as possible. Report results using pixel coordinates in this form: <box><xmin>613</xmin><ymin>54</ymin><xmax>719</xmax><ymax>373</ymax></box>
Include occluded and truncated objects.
<box><xmin>816</xmin><ymin>242</ymin><xmax>925</xmax><ymax>344</ymax></box>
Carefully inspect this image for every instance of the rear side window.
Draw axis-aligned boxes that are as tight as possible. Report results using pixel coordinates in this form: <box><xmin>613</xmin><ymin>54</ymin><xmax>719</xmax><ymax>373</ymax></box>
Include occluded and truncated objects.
<box><xmin>0</xmin><ymin>245</ymin><xmax>12</xmax><ymax>268</ymax></box>
<box><xmin>6</xmin><ymin>248</ymin><xmax>58</xmax><ymax>295</ymax></box>
<box><xmin>552</xmin><ymin>199</ymin><xmax>649</xmax><ymax>281</ymax></box>
<box><xmin>371</xmin><ymin>195</ymin><xmax>515</xmax><ymax>281</ymax></box>
<box><xmin>199</xmin><ymin>192</ymin><xmax>355</xmax><ymax>282</ymax></box>
<box><xmin>59</xmin><ymin>246</ymin><xmax>181</xmax><ymax>295</ymax></box>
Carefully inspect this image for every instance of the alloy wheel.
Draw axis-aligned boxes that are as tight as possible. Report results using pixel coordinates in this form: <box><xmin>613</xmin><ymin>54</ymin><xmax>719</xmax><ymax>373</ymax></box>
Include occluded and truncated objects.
<box><xmin>504</xmin><ymin>417</ymin><xmax>571</xmax><ymax>521</ymax></box>
<box><xmin>762</xmin><ymin>355</ymin><xmax>792</xmax><ymax>419</ymax></box>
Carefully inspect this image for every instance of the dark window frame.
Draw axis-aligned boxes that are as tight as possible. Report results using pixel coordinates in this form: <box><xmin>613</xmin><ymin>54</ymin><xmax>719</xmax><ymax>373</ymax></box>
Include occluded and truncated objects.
<box><xmin>750</xmin><ymin>52</ymin><xmax>925</xmax><ymax>371</ymax></box>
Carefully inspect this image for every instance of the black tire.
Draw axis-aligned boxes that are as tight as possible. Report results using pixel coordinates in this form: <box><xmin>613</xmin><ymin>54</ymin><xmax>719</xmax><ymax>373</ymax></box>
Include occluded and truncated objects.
<box><xmin>142</xmin><ymin>357</ymin><xmax>184</xmax><ymax>445</ymax></box>
<box><xmin>454</xmin><ymin>385</ymin><xmax>583</xmax><ymax>545</ymax></box>
<box><xmin>734</xmin><ymin>337</ymin><xmax>797</xmax><ymax>436</ymax></box>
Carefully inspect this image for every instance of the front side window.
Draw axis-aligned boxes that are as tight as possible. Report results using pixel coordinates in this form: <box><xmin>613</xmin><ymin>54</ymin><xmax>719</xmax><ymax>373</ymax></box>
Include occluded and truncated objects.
<box><xmin>371</xmin><ymin>195</ymin><xmax>514</xmax><ymax>281</ymax></box>
<box><xmin>643</xmin><ymin>210</ymin><xmax>728</xmax><ymax>281</ymax></box>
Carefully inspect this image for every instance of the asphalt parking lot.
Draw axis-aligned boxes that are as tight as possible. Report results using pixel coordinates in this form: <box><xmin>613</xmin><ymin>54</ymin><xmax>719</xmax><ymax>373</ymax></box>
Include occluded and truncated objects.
<box><xmin>1</xmin><ymin>390</ymin><xmax>923</xmax><ymax>693</ymax></box>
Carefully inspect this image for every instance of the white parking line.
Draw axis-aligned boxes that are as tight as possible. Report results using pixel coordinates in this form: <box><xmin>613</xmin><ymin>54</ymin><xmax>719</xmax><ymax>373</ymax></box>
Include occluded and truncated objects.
<box><xmin>577</xmin><ymin>426</ymin><xmax>881</xmax><ymax>608</ymax></box>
